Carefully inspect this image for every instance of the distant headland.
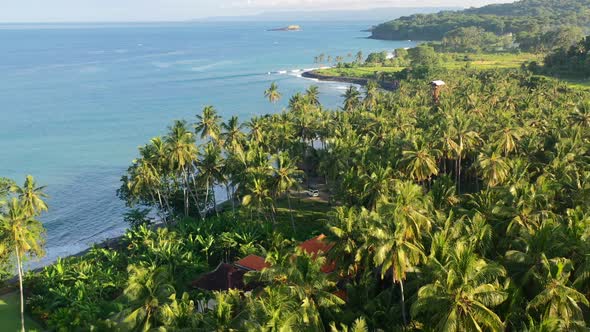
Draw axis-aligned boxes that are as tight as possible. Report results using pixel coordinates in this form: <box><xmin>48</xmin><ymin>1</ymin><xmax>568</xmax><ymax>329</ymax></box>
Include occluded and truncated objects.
<box><xmin>267</xmin><ymin>25</ymin><xmax>302</xmax><ymax>32</ymax></box>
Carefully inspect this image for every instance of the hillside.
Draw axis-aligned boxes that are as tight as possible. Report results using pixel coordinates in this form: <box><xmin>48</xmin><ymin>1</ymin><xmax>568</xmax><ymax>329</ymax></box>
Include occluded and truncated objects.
<box><xmin>371</xmin><ymin>0</ymin><xmax>590</xmax><ymax>51</ymax></box>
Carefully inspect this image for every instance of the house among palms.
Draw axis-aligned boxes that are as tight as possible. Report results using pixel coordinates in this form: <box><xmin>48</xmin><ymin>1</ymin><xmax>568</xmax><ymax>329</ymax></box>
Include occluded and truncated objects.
<box><xmin>192</xmin><ymin>234</ymin><xmax>337</xmax><ymax>292</ymax></box>
<box><xmin>298</xmin><ymin>234</ymin><xmax>336</xmax><ymax>274</ymax></box>
<box><xmin>191</xmin><ymin>263</ymin><xmax>249</xmax><ymax>291</ymax></box>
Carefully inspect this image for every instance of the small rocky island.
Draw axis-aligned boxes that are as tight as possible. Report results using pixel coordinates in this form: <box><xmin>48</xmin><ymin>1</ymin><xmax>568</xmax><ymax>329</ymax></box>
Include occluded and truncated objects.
<box><xmin>267</xmin><ymin>25</ymin><xmax>302</xmax><ymax>32</ymax></box>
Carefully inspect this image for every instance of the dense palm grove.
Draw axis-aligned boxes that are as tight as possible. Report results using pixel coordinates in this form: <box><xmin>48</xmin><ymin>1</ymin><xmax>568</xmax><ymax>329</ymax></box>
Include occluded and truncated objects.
<box><xmin>5</xmin><ymin>65</ymin><xmax>590</xmax><ymax>331</ymax></box>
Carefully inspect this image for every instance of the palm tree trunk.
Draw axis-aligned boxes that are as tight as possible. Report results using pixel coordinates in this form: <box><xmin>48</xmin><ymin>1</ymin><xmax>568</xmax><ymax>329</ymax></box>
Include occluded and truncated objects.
<box><xmin>226</xmin><ymin>184</ymin><xmax>235</xmax><ymax>215</ymax></box>
<box><xmin>204</xmin><ymin>178</ymin><xmax>210</xmax><ymax>216</ymax></box>
<box><xmin>287</xmin><ymin>192</ymin><xmax>296</xmax><ymax>234</ymax></box>
<box><xmin>399</xmin><ymin>279</ymin><xmax>407</xmax><ymax>326</ymax></box>
<box><xmin>212</xmin><ymin>188</ymin><xmax>218</xmax><ymax>216</ymax></box>
<box><xmin>15</xmin><ymin>245</ymin><xmax>25</xmax><ymax>332</ymax></box>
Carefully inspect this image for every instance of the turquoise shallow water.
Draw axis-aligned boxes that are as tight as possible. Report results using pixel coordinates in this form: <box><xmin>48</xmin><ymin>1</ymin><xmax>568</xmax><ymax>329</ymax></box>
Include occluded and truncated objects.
<box><xmin>0</xmin><ymin>21</ymin><xmax>414</xmax><ymax>267</ymax></box>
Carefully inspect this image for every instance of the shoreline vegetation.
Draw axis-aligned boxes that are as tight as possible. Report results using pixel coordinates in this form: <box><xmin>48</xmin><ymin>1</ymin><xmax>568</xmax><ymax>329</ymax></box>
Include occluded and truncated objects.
<box><xmin>2</xmin><ymin>0</ymin><xmax>590</xmax><ymax>329</ymax></box>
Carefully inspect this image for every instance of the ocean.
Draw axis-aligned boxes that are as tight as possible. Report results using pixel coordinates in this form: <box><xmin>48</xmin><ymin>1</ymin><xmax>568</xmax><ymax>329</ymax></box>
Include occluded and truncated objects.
<box><xmin>0</xmin><ymin>21</ymin><xmax>414</xmax><ymax>268</ymax></box>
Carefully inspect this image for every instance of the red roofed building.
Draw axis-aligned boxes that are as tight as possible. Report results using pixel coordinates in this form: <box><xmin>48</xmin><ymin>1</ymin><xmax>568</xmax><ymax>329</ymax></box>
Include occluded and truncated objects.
<box><xmin>299</xmin><ymin>234</ymin><xmax>336</xmax><ymax>274</ymax></box>
<box><xmin>191</xmin><ymin>263</ymin><xmax>248</xmax><ymax>291</ymax></box>
<box><xmin>299</xmin><ymin>234</ymin><xmax>334</xmax><ymax>256</ymax></box>
<box><xmin>235</xmin><ymin>255</ymin><xmax>270</xmax><ymax>271</ymax></box>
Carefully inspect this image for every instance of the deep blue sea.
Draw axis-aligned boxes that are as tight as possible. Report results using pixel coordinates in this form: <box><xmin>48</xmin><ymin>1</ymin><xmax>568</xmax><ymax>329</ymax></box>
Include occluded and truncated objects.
<box><xmin>0</xmin><ymin>21</ymin><xmax>414</xmax><ymax>267</ymax></box>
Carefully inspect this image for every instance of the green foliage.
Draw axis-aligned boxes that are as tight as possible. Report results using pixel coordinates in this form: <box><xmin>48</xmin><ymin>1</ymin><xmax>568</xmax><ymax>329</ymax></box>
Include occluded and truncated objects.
<box><xmin>441</xmin><ymin>26</ymin><xmax>512</xmax><ymax>53</ymax></box>
<box><xmin>371</xmin><ymin>0</ymin><xmax>590</xmax><ymax>52</ymax></box>
<box><xmin>20</xmin><ymin>63</ymin><xmax>590</xmax><ymax>330</ymax></box>
<box><xmin>542</xmin><ymin>35</ymin><xmax>590</xmax><ymax>77</ymax></box>
<box><xmin>123</xmin><ymin>208</ymin><xmax>153</xmax><ymax>229</ymax></box>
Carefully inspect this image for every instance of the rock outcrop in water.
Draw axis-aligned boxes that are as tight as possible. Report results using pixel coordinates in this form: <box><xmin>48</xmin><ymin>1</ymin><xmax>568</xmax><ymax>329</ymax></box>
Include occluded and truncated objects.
<box><xmin>268</xmin><ymin>25</ymin><xmax>302</xmax><ymax>32</ymax></box>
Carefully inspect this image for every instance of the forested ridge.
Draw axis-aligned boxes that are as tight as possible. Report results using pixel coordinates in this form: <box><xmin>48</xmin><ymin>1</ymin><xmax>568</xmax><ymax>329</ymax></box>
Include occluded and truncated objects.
<box><xmin>371</xmin><ymin>0</ymin><xmax>590</xmax><ymax>52</ymax></box>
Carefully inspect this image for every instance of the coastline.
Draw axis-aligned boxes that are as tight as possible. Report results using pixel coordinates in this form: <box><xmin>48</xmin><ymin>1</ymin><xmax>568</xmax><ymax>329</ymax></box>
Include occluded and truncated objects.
<box><xmin>301</xmin><ymin>69</ymin><xmax>400</xmax><ymax>91</ymax></box>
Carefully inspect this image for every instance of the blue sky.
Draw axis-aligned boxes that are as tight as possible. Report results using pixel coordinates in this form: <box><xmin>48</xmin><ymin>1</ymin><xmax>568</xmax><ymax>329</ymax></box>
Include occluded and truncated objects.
<box><xmin>0</xmin><ymin>0</ymin><xmax>513</xmax><ymax>22</ymax></box>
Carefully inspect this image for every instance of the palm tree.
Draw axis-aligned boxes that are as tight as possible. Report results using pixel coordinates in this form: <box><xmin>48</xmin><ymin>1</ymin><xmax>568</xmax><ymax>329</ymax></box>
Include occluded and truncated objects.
<box><xmin>272</xmin><ymin>152</ymin><xmax>303</xmax><ymax>233</ymax></box>
<box><xmin>0</xmin><ymin>197</ymin><xmax>46</xmax><ymax>332</ymax></box>
<box><xmin>402</xmin><ymin>139</ymin><xmax>441</xmax><ymax>184</ymax></box>
<box><xmin>493</xmin><ymin>127</ymin><xmax>522</xmax><ymax>156</ymax></box>
<box><xmin>198</xmin><ymin>142</ymin><xmax>224</xmax><ymax>215</ymax></box>
<box><xmin>265</xmin><ymin>82</ymin><xmax>282</xmax><ymax>104</ymax></box>
<box><xmin>254</xmin><ymin>249</ymin><xmax>344</xmax><ymax>330</ymax></box>
<box><xmin>165</xmin><ymin>120</ymin><xmax>198</xmax><ymax>216</ymax></box>
<box><xmin>305</xmin><ymin>85</ymin><xmax>320</xmax><ymax>106</ymax></box>
<box><xmin>242</xmin><ymin>177</ymin><xmax>273</xmax><ymax>222</ymax></box>
<box><xmin>117</xmin><ymin>264</ymin><xmax>176</xmax><ymax>331</ymax></box>
<box><xmin>12</xmin><ymin>175</ymin><xmax>48</xmax><ymax>217</ymax></box>
<box><xmin>476</xmin><ymin>150</ymin><xmax>510</xmax><ymax>187</ymax></box>
<box><xmin>364</xmin><ymin>81</ymin><xmax>379</xmax><ymax>110</ymax></box>
<box><xmin>368</xmin><ymin>180</ymin><xmax>433</xmax><ymax>325</ymax></box>
<box><xmin>328</xmin><ymin>207</ymin><xmax>373</xmax><ymax>276</ymax></box>
<box><xmin>220</xmin><ymin>115</ymin><xmax>245</xmax><ymax>149</ymax></box>
<box><xmin>527</xmin><ymin>257</ymin><xmax>589</xmax><ymax>329</ymax></box>
<box><xmin>355</xmin><ymin>51</ymin><xmax>364</xmax><ymax>64</ymax></box>
<box><xmin>342</xmin><ymin>86</ymin><xmax>361</xmax><ymax>112</ymax></box>
<box><xmin>361</xmin><ymin>164</ymin><xmax>393</xmax><ymax>210</ymax></box>
<box><xmin>195</xmin><ymin>105</ymin><xmax>221</xmax><ymax>142</ymax></box>
<box><xmin>412</xmin><ymin>243</ymin><xmax>507</xmax><ymax>331</ymax></box>
<box><xmin>245</xmin><ymin>286</ymin><xmax>300</xmax><ymax>331</ymax></box>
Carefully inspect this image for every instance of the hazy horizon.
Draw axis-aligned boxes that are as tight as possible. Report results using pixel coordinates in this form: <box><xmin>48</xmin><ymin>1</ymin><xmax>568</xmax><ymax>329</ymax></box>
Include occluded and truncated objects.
<box><xmin>1</xmin><ymin>0</ymin><xmax>514</xmax><ymax>23</ymax></box>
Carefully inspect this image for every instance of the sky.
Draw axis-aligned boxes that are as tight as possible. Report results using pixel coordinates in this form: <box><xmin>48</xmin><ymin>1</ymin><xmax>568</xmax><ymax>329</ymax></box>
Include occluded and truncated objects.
<box><xmin>0</xmin><ymin>0</ymin><xmax>513</xmax><ymax>23</ymax></box>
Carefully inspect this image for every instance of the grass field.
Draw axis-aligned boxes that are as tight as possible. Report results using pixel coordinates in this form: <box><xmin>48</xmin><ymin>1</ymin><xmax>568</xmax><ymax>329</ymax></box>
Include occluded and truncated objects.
<box><xmin>562</xmin><ymin>78</ymin><xmax>590</xmax><ymax>90</ymax></box>
<box><xmin>317</xmin><ymin>53</ymin><xmax>541</xmax><ymax>79</ymax></box>
<box><xmin>0</xmin><ymin>292</ymin><xmax>42</xmax><ymax>332</ymax></box>
<box><xmin>315</xmin><ymin>52</ymin><xmax>590</xmax><ymax>90</ymax></box>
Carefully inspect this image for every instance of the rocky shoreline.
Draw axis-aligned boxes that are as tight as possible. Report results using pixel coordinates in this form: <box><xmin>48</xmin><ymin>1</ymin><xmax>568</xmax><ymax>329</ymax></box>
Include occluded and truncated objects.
<box><xmin>301</xmin><ymin>70</ymin><xmax>400</xmax><ymax>91</ymax></box>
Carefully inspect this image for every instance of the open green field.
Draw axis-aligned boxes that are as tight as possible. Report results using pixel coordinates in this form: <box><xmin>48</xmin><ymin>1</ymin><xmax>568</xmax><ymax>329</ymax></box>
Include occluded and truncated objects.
<box><xmin>0</xmin><ymin>292</ymin><xmax>42</xmax><ymax>332</ymax></box>
<box><xmin>441</xmin><ymin>52</ymin><xmax>542</xmax><ymax>69</ymax></box>
<box><xmin>315</xmin><ymin>52</ymin><xmax>590</xmax><ymax>90</ymax></box>
<box><xmin>316</xmin><ymin>66</ymin><xmax>405</xmax><ymax>78</ymax></box>
<box><xmin>318</xmin><ymin>52</ymin><xmax>540</xmax><ymax>79</ymax></box>
<box><xmin>563</xmin><ymin>78</ymin><xmax>590</xmax><ymax>90</ymax></box>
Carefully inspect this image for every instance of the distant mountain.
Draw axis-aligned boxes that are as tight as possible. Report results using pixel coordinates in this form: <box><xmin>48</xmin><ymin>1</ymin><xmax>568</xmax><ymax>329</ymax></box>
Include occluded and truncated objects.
<box><xmin>199</xmin><ymin>7</ymin><xmax>460</xmax><ymax>23</ymax></box>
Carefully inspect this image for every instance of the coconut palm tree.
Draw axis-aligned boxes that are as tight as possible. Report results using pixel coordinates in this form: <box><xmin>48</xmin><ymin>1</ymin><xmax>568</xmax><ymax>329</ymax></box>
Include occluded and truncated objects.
<box><xmin>116</xmin><ymin>264</ymin><xmax>176</xmax><ymax>331</ymax></box>
<box><xmin>165</xmin><ymin>120</ymin><xmax>198</xmax><ymax>216</ymax></box>
<box><xmin>198</xmin><ymin>142</ymin><xmax>224</xmax><ymax>215</ymax></box>
<box><xmin>254</xmin><ymin>249</ymin><xmax>344</xmax><ymax>330</ymax></box>
<box><xmin>527</xmin><ymin>257</ymin><xmax>589</xmax><ymax>329</ymax></box>
<box><xmin>493</xmin><ymin>127</ymin><xmax>522</xmax><ymax>156</ymax></box>
<box><xmin>328</xmin><ymin>207</ymin><xmax>373</xmax><ymax>276</ymax></box>
<box><xmin>342</xmin><ymin>86</ymin><xmax>361</xmax><ymax>112</ymax></box>
<box><xmin>12</xmin><ymin>175</ymin><xmax>48</xmax><ymax>217</ymax></box>
<box><xmin>364</xmin><ymin>81</ymin><xmax>379</xmax><ymax>110</ymax></box>
<box><xmin>0</xmin><ymin>197</ymin><xmax>46</xmax><ymax>332</ymax></box>
<box><xmin>476</xmin><ymin>150</ymin><xmax>510</xmax><ymax>187</ymax></box>
<box><xmin>305</xmin><ymin>85</ymin><xmax>320</xmax><ymax>106</ymax></box>
<box><xmin>220</xmin><ymin>115</ymin><xmax>245</xmax><ymax>149</ymax></box>
<box><xmin>412</xmin><ymin>243</ymin><xmax>507</xmax><ymax>331</ymax></box>
<box><xmin>272</xmin><ymin>152</ymin><xmax>303</xmax><ymax>233</ymax></box>
<box><xmin>265</xmin><ymin>82</ymin><xmax>282</xmax><ymax>104</ymax></box>
<box><xmin>401</xmin><ymin>139</ymin><xmax>441</xmax><ymax>184</ymax></box>
<box><xmin>361</xmin><ymin>164</ymin><xmax>393</xmax><ymax>210</ymax></box>
<box><xmin>367</xmin><ymin>180</ymin><xmax>433</xmax><ymax>325</ymax></box>
<box><xmin>195</xmin><ymin>105</ymin><xmax>222</xmax><ymax>142</ymax></box>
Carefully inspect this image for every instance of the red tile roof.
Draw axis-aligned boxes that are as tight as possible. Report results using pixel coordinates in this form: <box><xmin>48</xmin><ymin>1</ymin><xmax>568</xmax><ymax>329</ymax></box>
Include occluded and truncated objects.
<box><xmin>235</xmin><ymin>255</ymin><xmax>270</xmax><ymax>271</ymax></box>
<box><xmin>299</xmin><ymin>234</ymin><xmax>334</xmax><ymax>256</ymax></box>
<box><xmin>299</xmin><ymin>234</ymin><xmax>336</xmax><ymax>274</ymax></box>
